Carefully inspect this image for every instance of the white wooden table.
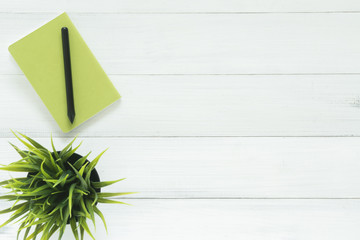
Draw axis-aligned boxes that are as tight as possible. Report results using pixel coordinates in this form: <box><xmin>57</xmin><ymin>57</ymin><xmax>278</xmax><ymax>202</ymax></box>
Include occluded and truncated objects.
<box><xmin>1</xmin><ymin>1</ymin><xmax>360</xmax><ymax>239</ymax></box>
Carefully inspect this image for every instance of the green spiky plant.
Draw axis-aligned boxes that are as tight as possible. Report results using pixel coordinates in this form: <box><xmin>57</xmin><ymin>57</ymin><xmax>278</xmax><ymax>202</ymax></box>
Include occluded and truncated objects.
<box><xmin>0</xmin><ymin>132</ymin><xmax>134</xmax><ymax>240</ymax></box>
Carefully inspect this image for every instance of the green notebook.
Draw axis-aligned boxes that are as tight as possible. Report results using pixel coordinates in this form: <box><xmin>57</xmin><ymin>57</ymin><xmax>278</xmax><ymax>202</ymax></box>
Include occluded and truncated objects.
<box><xmin>8</xmin><ymin>12</ymin><xmax>120</xmax><ymax>133</ymax></box>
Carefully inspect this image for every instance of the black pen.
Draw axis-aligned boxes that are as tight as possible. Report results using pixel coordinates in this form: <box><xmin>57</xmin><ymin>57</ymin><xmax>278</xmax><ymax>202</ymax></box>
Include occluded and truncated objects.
<box><xmin>61</xmin><ymin>27</ymin><xmax>75</xmax><ymax>124</ymax></box>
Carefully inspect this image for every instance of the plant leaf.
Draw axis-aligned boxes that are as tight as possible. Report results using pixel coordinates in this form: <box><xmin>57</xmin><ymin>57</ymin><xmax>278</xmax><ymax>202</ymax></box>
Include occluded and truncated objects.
<box><xmin>93</xmin><ymin>205</ymin><xmax>107</xmax><ymax>233</ymax></box>
<box><xmin>85</xmin><ymin>199</ymin><xmax>96</xmax><ymax>228</ymax></box>
<box><xmin>92</xmin><ymin>178</ymin><xmax>126</xmax><ymax>189</ymax></box>
<box><xmin>79</xmin><ymin>198</ymin><xmax>90</xmax><ymax>218</ymax></box>
<box><xmin>68</xmin><ymin>183</ymin><xmax>77</xmax><ymax>217</ymax></box>
<box><xmin>0</xmin><ymin>203</ymin><xmax>28</xmax><ymax>228</ymax></box>
<box><xmin>0</xmin><ymin>163</ymin><xmax>40</xmax><ymax>172</ymax></box>
<box><xmin>79</xmin><ymin>217</ymin><xmax>95</xmax><ymax>240</ymax></box>
<box><xmin>16</xmin><ymin>221</ymin><xmax>25</xmax><ymax>240</ymax></box>
<box><xmin>46</xmin><ymin>224</ymin><xmax>59</xmax><ymax>240</ymax></box>
<box><xmin>70</xmin><ymin>217</ymin><xmax>80</xmax><ymax>240</ymax></box>
<box><xmin>80</xmin><ymin>225</ymin><xmax>84</xmax><ymax>240</ymax></box>
<box><xmin>73</xmin><ymin>152</ymin><xmax>91</xmax><ymax>170</ymax></box>
<box><xmin>47</xmin><ymin>150</ymin><xmax>58</xmax><ymax>172</ymax></box>
<box><xmin>97</xmin><ymin>198</ymin><xmax>130</xmax><ymax>205</ymax></box>
<box><xmin>50</xmin><ymin>134</ymin><xmax>59</xmax><ymax>159</ymax></box>
<box><xmin>40</xmin><ymin>216</ymin><xmax>56</xmax><ymax>240</ymax></box>
<box><xmin>52</xmin><ymin>172</ymin><xmax>69</xmax><ymax>188</ymax></box>
<box><xmin>97</xmin><ymin>192</ymin><xmax>136</xmax><ymax>198</ymax></box>
<box><xmin>57</xmin><ymin>225</ymin><xmax>65</xmax><ymax>240</ymax></box>
<box><xmin>61</xmin><ymin>142</ymin><xmax>82</xmax><ymax>163</ymax></box>
<box><xmin>40</xmin><ymin>161</ymin><xmax>52</xmax><ymax>179</ymax></box>
<box><xmin>89</xmin><ymin>188</ymin><xmax>98</xmax><ymax>206</ymax></box>
<box><xmin>85</xmin><ymin>149</ymin><xmax>107</xmax><ymax>175</ymax></box>
<box><xmin>17</xmin><ymin>132</ymin><xmax>46</xmax><ymax>150</ymax></box>
<box><xmin>0</xmin><ymin>178</ymin><xmax>29</xmax><ymax>186</ymax></box>
<box><xmin>68</xmin><ymin>163</ymin><xmax>87</xmax><ymax>189</ymax></box>
<box><xmin>0</xmin><ymin>202</ymin><xmax>27</xmax><ymax>214</ymax></box>
<box><xmin>26</xmin><ymin>223</ymin><xmax>44</xmax><ymax>240</ymax></box>
<box><xmin>0</xmin><ymin>195</ymin><xmax>31</xmax><ymax>201</ymax></box>
<box><xmin>9</xmin><ymin>142</ymin><xmax>27</xmax><ymax>158</ymax></box>
<box><xmin>11</xmin><ymin>131</ymin><xmax>35</xmax><ymax>151</ymax></box>
<box><xmin>60</xmin><ymin>136</ymin><xmax>77</xmax><ymax>157</ymax></box>
<box><xmin>78</xmin><ymin>162</ymin><xmax>89</xmax><ymax>177</ymax></box>
<box><xmin>23</xmin><ymin>225</ymin><xmax>32</xmax><ymax>240</ymax></box>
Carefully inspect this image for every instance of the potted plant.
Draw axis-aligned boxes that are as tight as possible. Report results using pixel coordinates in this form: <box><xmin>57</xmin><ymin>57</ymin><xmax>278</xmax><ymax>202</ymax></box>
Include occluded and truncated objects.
<box><xmin>0</xmin><ymin>131</ymin><xmax>134</xmax><ymax>240</ymax></box>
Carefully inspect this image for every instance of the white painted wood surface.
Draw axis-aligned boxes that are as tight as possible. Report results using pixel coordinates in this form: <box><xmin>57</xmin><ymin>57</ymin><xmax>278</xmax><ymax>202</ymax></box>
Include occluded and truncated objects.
<box><xmin>1</xmin><ymin>1</ymin><xmax>360</xmax><ymax>239</ymax></box>
<box><xmin>2</xmin><ymin>13</ymin><xmax>360</xmax><ymax>75</ymax></box>
<box><xmin>1</xmin><ymin>137</ymin><xmax>360</xmax><ymax>198</ymax></box>
<box><xmin>1</xmin><ymin>200</ymin><xmax>360</xmax><ymax>240</ymax></box>
<box><xmin>1</xmin><ymin>0</ymin><xmax>360</xmax><ymax>12</ymax></box>
<box><xmin>2</xmin><ymin>74</ymin><xmax>360</xmax><ymax>136</ymax></box>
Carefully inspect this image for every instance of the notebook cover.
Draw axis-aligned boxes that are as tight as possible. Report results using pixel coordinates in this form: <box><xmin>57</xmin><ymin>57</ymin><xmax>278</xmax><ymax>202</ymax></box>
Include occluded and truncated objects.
<box><xmin>8</xmin><ymin>12</ymin><xmax>120</xmax><ymax>133</ymax></box>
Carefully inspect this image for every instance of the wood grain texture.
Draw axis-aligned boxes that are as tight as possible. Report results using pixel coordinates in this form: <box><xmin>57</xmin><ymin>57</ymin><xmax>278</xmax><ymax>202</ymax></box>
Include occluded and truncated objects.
<box><xmin>1</xmin><ymin>199</ymin><xmax>360</xmax><ymax>239</ymax></box>
<box><xmin>1</xmin><ymin>137</ymin><xmax>360</xmax><ymax>198</ymax></box>
<box><xmin>1</xmin><ymin>74</ymin><xmax>360</xmax><ymax>137</ymax></box>
<box><xmin>2</xmin><ymin>13</ymin><xmax>360</xmax><ymax>75</ymax></box>
<box><xmin>1</xmin><ymin>0</ymin><xmax>360</xmax><ymax>12</ymax></box>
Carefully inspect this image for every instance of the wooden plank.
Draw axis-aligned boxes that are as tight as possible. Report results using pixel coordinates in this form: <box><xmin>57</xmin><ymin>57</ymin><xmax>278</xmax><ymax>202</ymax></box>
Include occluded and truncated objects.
<box><xmin>0</xmin><ymin>199</ymin><xmax>359</xmax><ymax>239</ymax></box>
<box><xmin>1</xmin><ymin>74</ymin><xmax>360</xmax><ymax>137</ymax></box>
<box><xmin>1</xmin><ymin>0</ymin><xmax>360</xmax><ymax>13</ymax></box>
<box><xmin>2</xmin><ymin>13</ymin><xmax>360</xmax><ymax>75</ymax></box>
<box><xmin>1</xmin><ymin>137</ymin><xmax>360</xmax><ymax>198</ymax></box>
